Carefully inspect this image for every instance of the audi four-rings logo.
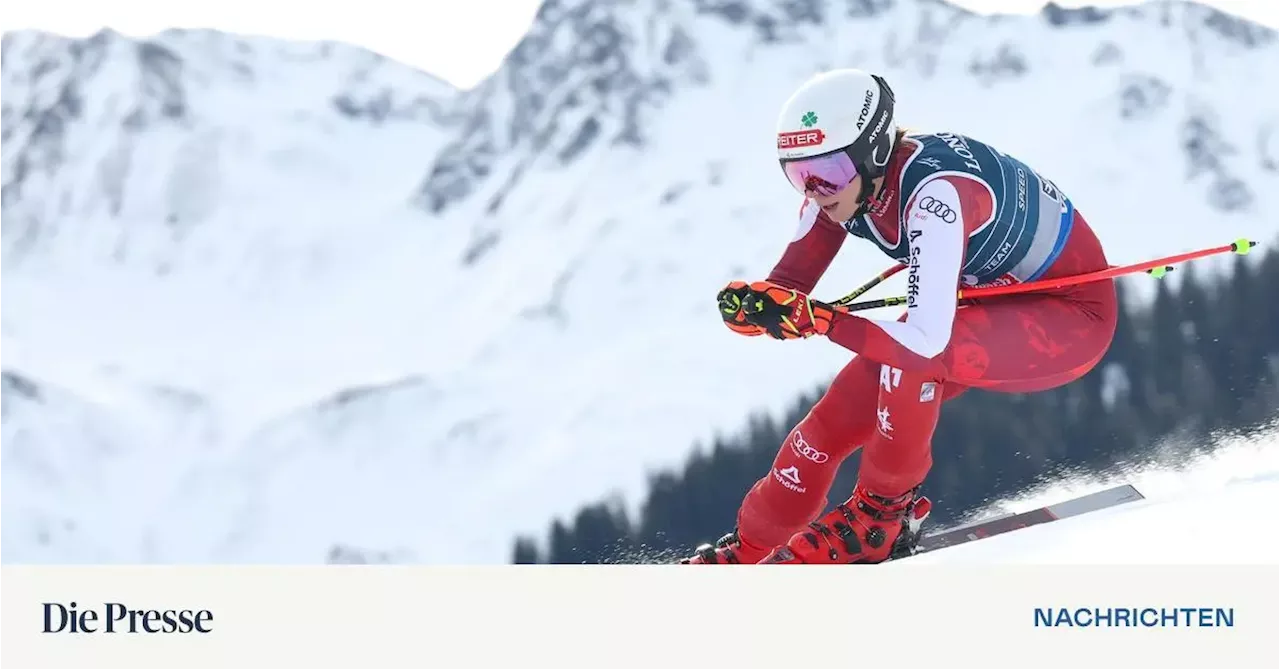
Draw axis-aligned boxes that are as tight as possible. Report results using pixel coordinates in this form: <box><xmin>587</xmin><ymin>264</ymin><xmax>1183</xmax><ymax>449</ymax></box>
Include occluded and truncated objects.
<box><xmin>791</xmin><ymin>432</ymin><xmax>829</xmax><ymax>463</ymax></box>
<box><xmin>920</xmin><ymin>196</ymin><xmax>957</xmax><ymax>224</ymax></box>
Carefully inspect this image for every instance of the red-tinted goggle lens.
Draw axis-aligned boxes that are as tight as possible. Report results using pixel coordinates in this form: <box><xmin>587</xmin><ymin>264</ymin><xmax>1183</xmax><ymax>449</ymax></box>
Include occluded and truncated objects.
<box><xmin>781</xmin><ymin>151</ymin><xmax>859</xmax><ymax>197</ymax></box>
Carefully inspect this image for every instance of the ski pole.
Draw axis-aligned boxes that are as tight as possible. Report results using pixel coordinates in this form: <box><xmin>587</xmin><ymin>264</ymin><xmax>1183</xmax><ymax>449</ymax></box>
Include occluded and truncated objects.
<box><xmin>828</xmin><ymin>263</ymin><xmax>906</xmax><ymax>307</ymax></box>
<box><xmin>829</xmin><ymin>238</ymin><xmax>1257</xmax><ymax>314</ymax></box>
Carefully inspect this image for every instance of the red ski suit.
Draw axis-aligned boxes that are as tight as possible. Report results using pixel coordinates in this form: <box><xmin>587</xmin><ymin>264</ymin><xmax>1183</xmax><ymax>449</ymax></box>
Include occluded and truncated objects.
<box><xmin>737</xmin><ymin>135</ymin><xmax>1118</xmax><ymax>549</ymax></box>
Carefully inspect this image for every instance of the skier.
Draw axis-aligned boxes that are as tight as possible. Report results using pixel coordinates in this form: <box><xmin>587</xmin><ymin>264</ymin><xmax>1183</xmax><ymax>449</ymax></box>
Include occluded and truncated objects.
<box><xmin>682</xmin><ymin>68</ymin><xmax>1118</xmax><ymax>565</ymax></box>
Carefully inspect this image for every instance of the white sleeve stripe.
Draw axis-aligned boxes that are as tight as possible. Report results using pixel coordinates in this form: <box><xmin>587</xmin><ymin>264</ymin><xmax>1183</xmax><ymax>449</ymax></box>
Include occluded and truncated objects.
<box><xmin>791</xmin><ymin>199</ymin><xmax>821</xmax><ymax>242</ymax></box>
<box><xmin>862</xmin><ymin>177</ymin><xmax>966</xmax><ymax>358</ymax></box>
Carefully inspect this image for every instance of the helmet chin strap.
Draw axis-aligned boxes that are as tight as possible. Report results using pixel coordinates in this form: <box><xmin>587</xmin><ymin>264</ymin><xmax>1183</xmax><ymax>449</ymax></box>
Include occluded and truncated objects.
<box><xmin>844</xmin><ymin>135</ymin><xmax>895</xmax><ymax>222</ymax></box>
<box><xmin>845</xmin><ymin>165</ymin><xmax>881</xmax><ymax>222</ymax></box>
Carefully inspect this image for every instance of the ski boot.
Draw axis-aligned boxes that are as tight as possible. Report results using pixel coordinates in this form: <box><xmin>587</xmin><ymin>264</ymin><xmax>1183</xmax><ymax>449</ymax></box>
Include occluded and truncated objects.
<box><xmin>679</xmin><ymin>528</ymin><xmax>773</xmax><ymax>564</ymax></box>
<box><xmin>759</xmin><ymin>485</ymin><xmax>932</xmax><ymax>564</ymax></box>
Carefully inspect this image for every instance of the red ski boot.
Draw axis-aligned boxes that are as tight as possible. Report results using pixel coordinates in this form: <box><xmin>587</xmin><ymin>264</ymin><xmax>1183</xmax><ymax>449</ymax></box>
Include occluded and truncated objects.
<box><xmin>758</xmin><ymin>485</ymin><xmax>932</xmax><ymax>564</ymax></box>
<box><xmin>679</xmin><ymin>528</ymin><xmax>773</xmax><ymax>564</ymax></box>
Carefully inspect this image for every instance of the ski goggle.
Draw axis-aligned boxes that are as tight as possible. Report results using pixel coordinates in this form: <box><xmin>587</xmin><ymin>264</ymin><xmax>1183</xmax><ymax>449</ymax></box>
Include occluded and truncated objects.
<box><xmin>780</xmin><ymin>149</ymin><xmax>859</xmax><ymax>197</ymax></box>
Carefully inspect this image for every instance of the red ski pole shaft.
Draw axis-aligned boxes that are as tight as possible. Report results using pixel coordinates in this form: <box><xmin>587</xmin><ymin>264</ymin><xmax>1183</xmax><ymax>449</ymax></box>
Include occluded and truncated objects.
<box><xmin>958</xmin><ymin>238</ymin><xmax>1256</xmax><ymax>300</ymax></box>
<box><xmin>829</xmin><ymin>238</ymin><xmax>1256</xmax><ymax>313</ymax></box>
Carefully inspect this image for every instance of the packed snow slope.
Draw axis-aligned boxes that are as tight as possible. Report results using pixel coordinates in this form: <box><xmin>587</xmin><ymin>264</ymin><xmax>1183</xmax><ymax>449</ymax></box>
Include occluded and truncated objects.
<box><xmin>898</xmin><ymin>426</ymin><xmax>1279</xmax><ymax>564</ymax></box>
<box><xmin>2</xmin><ymin>1</ymin><xmax>1278</xmax><ymax>564</ymax></box>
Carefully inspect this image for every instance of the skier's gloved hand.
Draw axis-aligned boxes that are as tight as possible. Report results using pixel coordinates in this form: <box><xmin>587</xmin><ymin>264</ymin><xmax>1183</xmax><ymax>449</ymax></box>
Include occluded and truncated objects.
<box><xmin>741</xmin><ymin>280</ymin><xmax>836</xmax><ymax>340</ymax></box>
<box><xmin>717</xmin><ymin>281</ymin><xmax>766</xmax><ymax>337</ymax></box>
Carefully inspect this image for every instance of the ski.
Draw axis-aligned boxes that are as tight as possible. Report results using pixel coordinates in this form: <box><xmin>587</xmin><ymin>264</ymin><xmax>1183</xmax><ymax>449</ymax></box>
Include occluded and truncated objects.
<box><xmin>674</xmin><ymin>484</ymin><xmax>1144</xmax><ymax>564</ymax></box>
<box><xmin>893</xmin><ymin>484</ymin><xmax>1146</xmax><ymax>560</ymax></box>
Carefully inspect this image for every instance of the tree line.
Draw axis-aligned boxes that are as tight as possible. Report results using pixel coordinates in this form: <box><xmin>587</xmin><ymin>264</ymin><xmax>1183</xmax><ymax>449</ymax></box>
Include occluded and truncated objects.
<box><xmin>512</xmin><ymin>247</ymin><xmax>1279</xmax><ymax>564</ymax></box>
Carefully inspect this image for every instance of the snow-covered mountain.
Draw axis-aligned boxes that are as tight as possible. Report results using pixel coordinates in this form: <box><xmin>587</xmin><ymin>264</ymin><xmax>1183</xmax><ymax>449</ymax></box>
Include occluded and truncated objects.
<box><xmin>2</xmin><ymin>0</ymin><xmax>1277</xmax><ymax>564</ymax></box>
<box><xmin>1</xmin><ymin>28</ymin><xmax>460</xmax><ymax>271</ymax></box>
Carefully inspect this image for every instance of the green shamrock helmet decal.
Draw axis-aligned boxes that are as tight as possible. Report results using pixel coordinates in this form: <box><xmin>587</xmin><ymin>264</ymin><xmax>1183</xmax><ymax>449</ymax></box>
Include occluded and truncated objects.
<box><xmin>800</xmin><ymin>111</ymin><xmax>818</xmax><ymax>127</ymax></box>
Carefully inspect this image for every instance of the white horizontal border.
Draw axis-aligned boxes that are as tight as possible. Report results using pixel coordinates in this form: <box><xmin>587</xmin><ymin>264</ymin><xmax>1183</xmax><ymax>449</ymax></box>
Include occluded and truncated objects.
<box><xmin>2</xmin><ymin>565</ymin><xmax>1276</xmax><ymax>668</ymax></box>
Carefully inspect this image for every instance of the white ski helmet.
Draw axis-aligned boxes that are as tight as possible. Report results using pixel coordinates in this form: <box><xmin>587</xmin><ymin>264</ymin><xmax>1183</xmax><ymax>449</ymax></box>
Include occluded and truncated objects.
<box><xmin>775</xmin><ymin>69</ymin><xmax>898</xmax><ymax>208</ymax></box>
